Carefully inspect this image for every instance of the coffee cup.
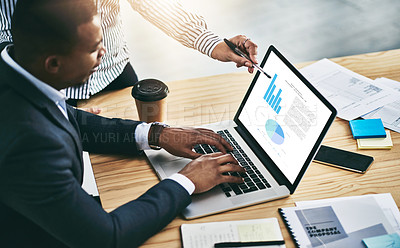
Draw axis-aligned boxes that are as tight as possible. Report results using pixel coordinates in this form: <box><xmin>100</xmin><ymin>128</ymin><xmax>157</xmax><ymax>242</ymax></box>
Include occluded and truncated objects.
<box><xmin>131</xmin><ymin>79</ymin><xmax>169</xmax><ymax>123</ymax></box>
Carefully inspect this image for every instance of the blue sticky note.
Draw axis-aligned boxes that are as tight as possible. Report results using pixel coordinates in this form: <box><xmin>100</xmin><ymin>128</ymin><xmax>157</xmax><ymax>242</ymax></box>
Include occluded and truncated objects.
<box><xmin>362</xmin><ymin>233</ymin><xmax>400</xmax><ymax>248</ymax></box>
<box><xmin>349</xmin><ymin>119</ymin><xmax>386</xmax><ymax>139</ymax></box>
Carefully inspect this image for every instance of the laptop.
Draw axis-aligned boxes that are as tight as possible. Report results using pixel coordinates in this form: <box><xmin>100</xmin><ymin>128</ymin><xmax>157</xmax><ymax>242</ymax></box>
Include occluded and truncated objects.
<box><xmin>145</xmin><ymin>45</ymin><xmax>337</xmax><ymax>219</ymax></box>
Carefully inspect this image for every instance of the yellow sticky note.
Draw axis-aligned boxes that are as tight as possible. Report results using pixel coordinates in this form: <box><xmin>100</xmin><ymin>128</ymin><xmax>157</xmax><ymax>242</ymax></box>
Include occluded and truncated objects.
<box><xmin>357</xmin><ymin>130</ymin><xmax>393</xmax><ymax>149</ymax></box>
<box><xmin>237</xmin><ymin>223</ymin><xmax>278</xmax><ymax>242</ymax></box>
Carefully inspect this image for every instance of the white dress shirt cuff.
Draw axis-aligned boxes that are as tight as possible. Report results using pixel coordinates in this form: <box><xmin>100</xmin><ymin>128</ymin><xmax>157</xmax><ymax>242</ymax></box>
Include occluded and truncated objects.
<box><xmin>167</xmin><ymin>173</ymin><xmax>195</xmax><ymax>195</ymax></box>
<box><xmin>135</xmin><ymin>122</ymin><xmax>152</xmax><ymax>150</ymax></box>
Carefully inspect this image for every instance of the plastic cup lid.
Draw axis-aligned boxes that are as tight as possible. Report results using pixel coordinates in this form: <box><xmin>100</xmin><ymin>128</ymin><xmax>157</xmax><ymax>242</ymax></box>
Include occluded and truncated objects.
<box><xmin>131</xmin><ymin>79</ymin><xmax>169</xmax><ymax>102</ymax></box>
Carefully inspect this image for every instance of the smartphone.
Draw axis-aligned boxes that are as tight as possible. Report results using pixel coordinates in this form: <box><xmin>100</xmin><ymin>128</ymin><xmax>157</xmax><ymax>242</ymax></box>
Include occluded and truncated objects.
<box><xmin>314</xmin><ymin>145</ymin><xmax>374</xmax><ymax>173</ymax></box>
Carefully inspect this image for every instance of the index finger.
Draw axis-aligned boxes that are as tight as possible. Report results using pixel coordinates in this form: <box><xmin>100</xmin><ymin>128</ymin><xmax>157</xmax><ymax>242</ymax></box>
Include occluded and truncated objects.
<box><xmin>244</xmin><ymin>40</ymin><xmax>258</xmax><ymax>64</ymax></box>
<box><xmin>206</xmin><ymin>130</ymin><xmax>233</xmax><ymax>152</ymax></box>
<box><xmin>231</xmin><ymin>53</ymin><xmax>252</xmax><ymax>67</ymax></box>
<box><xmin>215</xmin><ymin>153</ymin><xmax>239</xmax><ymax>165</ymax></box>
<box><xmin>196</xmin><ymin>135</ymin><xmax>228</xmax><ymax>154</ymax></box>
<box><xmin>198</xmin><ymin>131</ymin><xmax>233</xmax><ymax>153</ymax></box>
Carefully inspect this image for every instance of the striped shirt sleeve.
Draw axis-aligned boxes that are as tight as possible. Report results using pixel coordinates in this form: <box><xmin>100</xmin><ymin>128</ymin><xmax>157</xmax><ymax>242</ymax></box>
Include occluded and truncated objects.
<box><xmin>129</xmin><ymin>0</ymin><xmax>222</xmax><ymax>57</ymax></box>
<box><xmin>0</xmin><ymin>0</ymin><xmax>16</xmax><ymax>44</ymax></box>
<box><xmin>0</xmin><ymin>0</ymin><xmax>224</xmax><ymax>99</ymax></box>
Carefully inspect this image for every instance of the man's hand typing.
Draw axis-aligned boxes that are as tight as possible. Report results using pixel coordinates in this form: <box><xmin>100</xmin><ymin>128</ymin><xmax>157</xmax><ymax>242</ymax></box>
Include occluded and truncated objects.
<box><xmin>158</xmin><ymin>127</ymin><xmax>233</xmax><ymax>159</ymax></box>
<box><xmin>178</xmin><ymin>153</ymin><xmax>245</xmax><ymax>194</ymax></box>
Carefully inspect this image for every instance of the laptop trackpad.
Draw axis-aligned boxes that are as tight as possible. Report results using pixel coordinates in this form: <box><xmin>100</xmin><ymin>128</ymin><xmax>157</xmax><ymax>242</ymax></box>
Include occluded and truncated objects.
<box><xmin>229</xmin><ymin>189</ymin><xmax>279</xmax><ymax>205</ymax></box>
<box><xmin>158</xmin><ymin>157</ymin><xmax>191</xmax><ymax>177</ymax></box>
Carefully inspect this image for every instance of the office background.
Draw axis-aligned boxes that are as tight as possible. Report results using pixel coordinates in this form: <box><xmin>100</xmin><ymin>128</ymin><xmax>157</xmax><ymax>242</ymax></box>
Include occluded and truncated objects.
<box><xmin>121</xmin><ymin>0</ymin><xmax>400</xmax><ymax>82</ymax></box>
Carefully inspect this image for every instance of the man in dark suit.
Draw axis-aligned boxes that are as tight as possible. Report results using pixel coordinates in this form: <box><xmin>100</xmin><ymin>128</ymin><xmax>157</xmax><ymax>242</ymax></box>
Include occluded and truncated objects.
<box><xmin>0</xmin><ymin>0</ymin><xmax>245</xmax><ymax>247</ymax></box>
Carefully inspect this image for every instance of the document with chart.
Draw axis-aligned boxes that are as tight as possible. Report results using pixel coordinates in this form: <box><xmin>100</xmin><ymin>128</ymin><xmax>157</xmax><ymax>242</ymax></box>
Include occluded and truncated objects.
<box><xmin>299</xmin><ymin>59</ymin><xmax>397</xmax><ymax>120</ymax></box>
<box><xmin>362</xmin><ymin>77</ymin><xmax>400</xmax><ymax>133</ymax></box>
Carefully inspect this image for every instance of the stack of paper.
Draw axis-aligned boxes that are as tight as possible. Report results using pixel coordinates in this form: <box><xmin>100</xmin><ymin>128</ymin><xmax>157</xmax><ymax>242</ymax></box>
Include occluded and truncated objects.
<box><xmin>362</xmin><ymin>77</ymin><xmax>400</xmax><ymax>134</ymax></box>
<box><xmin>300</xmin><ymin>60</ymin><xmax>400</xmax><ymax>137</ymax></box>
<box><xmin>300</xmin><ymin>59</ymin><xmax>399</xmax><ymax>121</ymax></box>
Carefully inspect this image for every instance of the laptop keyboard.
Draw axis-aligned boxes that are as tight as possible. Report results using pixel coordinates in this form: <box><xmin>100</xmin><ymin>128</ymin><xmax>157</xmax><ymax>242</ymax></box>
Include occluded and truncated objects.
<box><xmin>193</xmin><ymin>130</ymin><xmax>271</xmax><ymax>198</ymax></box>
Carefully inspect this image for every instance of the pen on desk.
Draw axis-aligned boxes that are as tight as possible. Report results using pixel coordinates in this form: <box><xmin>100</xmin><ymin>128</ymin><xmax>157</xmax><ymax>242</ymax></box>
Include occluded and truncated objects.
<box><xmin>223</xmin><ymin>38</ymin><xmax>271</xmax><ymax>79</ymax></box>
<box><xmin>214</xmin><ymin>240</ymin><xmax>285</xmax><ymax>247</ymax></box>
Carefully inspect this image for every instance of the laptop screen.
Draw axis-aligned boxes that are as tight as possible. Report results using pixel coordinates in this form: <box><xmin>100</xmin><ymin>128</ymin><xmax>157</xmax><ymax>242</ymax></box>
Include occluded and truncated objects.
<box><xmin>236</xmin><ymin>46</ymin><xmax>336</xmax><ymax>190</ymax></box>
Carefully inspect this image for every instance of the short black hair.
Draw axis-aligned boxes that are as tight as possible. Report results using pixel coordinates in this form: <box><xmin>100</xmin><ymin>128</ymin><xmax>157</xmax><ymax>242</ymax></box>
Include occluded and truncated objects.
<box><xmin>11</xmin><ymin>0</ymin><xmax>97</xmax><ymax>63</ymax></box>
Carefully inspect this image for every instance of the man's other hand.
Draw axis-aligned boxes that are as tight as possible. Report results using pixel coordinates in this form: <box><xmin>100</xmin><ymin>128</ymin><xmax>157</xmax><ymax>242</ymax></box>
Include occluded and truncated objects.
<box><xmin>179</xmin><ymin>153</ymin><xmax>245</xmax><ymax>194</ymax></box>
<box><xmin>211</xmin><ymin>34</ymin><xmax>258</xmax><ymax>74</ymax></box>
<box><xmin>158</xmin><ymin>127</ymin><xmax>233</xmax><ymax>159</ymax></box>
<box><xmin>82</xmin><ymin>107</ymin><xmax>101</xmax><ymax>115</ymax></box>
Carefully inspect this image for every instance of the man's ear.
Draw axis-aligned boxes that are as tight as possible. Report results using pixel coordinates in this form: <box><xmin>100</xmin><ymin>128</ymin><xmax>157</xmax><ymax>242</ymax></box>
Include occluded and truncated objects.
<box><xmin>44</xmin><ymin>55</ymin><xmax>61</xmax><ymax>74</ymax></box>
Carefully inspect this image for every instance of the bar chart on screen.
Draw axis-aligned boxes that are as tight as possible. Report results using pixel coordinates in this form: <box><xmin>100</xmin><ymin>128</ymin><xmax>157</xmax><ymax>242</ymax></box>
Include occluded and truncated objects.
<box><xmin>263</xmin><ymin>74</ymin><xmax>283</xmax><ymax>114</ymax></box>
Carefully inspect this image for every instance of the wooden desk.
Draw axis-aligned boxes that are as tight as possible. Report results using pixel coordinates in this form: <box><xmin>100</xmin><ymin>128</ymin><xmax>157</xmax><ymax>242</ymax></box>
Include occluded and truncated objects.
<box><xmin>79</xmin><ymin>49</ymin><xmax>400</xmax><ymax>247</ymax></box>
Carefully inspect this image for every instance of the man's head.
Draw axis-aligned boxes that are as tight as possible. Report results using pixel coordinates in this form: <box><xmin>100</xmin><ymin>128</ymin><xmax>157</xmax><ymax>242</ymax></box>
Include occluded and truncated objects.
<box><xmin>11</xmin><ymin>0</ymin><xmax>105</xmax><ymax>89</ymax></box>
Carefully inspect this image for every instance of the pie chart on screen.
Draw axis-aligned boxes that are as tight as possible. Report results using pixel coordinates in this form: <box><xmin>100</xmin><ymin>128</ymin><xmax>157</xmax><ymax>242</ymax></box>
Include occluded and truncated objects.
<box><xmin>265</xmin><ymin>119</ymin><xmax>284</xmax><ymax>145</ymax></box>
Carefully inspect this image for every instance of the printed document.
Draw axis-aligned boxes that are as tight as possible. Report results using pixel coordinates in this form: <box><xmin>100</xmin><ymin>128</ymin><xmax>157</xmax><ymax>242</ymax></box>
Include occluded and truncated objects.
<box><xmin>82</xmin><ymin>151</ymin><xmax>100</xmax><ymax>197</ymax></box>
<box><xmin>300</xmin><ymin>59</ymin><xmax>398</xmax><ymax>120</ymax></box>
<box><xmin>362</xmin><ymin>77</ymin><xmax>400</xmax><ymax>133</ymax></box>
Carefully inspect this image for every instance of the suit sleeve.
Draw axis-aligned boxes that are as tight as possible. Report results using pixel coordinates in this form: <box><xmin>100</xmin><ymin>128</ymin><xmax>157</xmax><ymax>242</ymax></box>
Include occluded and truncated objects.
<box><xmin>0</xmin><ymin>124</ymin><xmax>191</xmax><ymax>248</ymax></box>
<box><xmin>70</xmin><ymin>107</ymin><xmax>144</xmax><ymax>155</ymax></box>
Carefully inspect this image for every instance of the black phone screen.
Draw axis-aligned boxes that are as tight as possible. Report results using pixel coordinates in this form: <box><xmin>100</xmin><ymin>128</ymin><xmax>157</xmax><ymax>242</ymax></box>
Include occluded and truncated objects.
<box><xmin>314</xmin><ymin>145</ymin><xmax>374</xmax><ymax>173</ymax></box>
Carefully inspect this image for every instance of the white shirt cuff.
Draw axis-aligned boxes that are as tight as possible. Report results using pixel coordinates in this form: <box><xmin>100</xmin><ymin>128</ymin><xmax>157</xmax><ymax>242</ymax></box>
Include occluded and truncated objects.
<box><xmin>135</xmin><ymin>122</ymin><xmax>151</xmax><ymax>150</ymax></box>
<box><xmin>167</xmin><ymin>173</ymin><xmax>195</xmax><ymax>195</ymax></box>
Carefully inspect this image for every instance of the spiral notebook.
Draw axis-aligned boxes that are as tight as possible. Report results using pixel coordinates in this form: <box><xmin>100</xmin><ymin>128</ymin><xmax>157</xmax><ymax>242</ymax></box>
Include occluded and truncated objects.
<box><xmin>278</xmin><ymin>194</ymin><xmax>400</xmax><ymax>248</ymax></box>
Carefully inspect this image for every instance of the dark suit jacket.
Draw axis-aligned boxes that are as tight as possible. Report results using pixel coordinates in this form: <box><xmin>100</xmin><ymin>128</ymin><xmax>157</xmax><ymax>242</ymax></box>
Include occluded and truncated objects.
<box><xmin>0</xmin><ymin>53</ymin><xmax>191</xmax><ymax>247</ymax></box>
